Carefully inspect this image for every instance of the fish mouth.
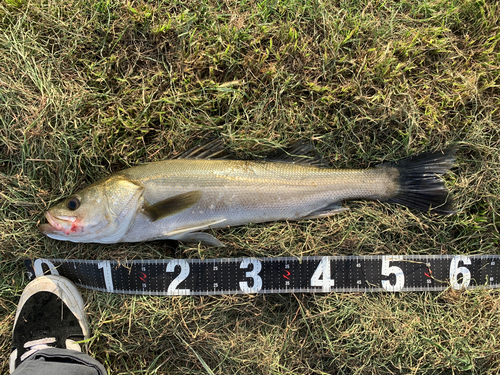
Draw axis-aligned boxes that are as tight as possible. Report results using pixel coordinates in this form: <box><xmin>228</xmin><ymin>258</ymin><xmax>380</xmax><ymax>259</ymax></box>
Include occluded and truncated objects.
<box><xmin>39</xmin><ymin>211</ymin><xmax>77</xmax><ymax>234</ymax></box>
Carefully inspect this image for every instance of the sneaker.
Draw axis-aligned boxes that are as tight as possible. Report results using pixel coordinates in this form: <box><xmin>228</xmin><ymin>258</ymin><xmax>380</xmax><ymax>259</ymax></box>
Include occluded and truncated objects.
<box><xmin>10</xmin><ymin>275</ymin><xmax>89</xmax><ymax>373</ymax></box>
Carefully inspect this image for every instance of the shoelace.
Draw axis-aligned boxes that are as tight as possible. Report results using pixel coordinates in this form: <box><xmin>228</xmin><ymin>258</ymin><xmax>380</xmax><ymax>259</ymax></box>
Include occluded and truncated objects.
<box><xmin>21</xmin><ymin>337</ymin><xmax>57</xmax><ymax>361</ymax></box>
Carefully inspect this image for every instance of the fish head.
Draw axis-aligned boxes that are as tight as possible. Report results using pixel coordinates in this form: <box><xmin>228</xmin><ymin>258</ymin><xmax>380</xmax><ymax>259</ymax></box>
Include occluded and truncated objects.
<box><xmin>39</xmin><ymin>176</ymin><xmax>144</xmax><ymax>243</ymax></box>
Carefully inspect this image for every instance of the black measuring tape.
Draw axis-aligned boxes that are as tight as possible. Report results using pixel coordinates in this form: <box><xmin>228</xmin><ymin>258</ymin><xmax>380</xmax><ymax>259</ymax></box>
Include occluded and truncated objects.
<box><xmin>25</xmin><ymin>255</ymin><xmax>500</xmax><ymax>295</ymax></box>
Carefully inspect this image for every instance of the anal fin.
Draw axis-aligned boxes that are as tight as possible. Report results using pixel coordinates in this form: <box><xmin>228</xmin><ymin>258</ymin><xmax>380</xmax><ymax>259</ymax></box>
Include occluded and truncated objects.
<box><xmin>301</xmin><ymin>203</ymin><xmax>348</xmax><ymax>220</ymax></box>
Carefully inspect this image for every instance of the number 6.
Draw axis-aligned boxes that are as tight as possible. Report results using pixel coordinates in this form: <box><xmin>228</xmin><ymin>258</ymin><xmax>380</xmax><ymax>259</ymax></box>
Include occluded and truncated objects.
<box><xmin>449</xmin><ymin>256</ymin><xmax>471</xmax><ymax>290</ymax></box>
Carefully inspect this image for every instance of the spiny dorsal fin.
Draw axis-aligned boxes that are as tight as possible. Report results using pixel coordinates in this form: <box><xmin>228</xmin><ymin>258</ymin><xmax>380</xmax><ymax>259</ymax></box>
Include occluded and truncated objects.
<box><xmin>143</xmin><ymin>191</ymin><xmax>203</xmax><ymax>221</ymax></box>
<box><xmin>174</xmin><ymin>139</ymin><xmax>227</xmax><ymax>159</ymax></box>
<box><xmin>174</xmin><ymin>139</ymin><xmax>327</xmax><ymax>167</ymax></box>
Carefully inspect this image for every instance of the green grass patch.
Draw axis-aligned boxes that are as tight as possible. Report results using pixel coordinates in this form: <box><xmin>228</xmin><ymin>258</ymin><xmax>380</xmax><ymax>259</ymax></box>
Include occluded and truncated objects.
<box><xmin>1</xmin><ymin>0</ymin><xmax>499</xmax><ymax>373</ymax></box>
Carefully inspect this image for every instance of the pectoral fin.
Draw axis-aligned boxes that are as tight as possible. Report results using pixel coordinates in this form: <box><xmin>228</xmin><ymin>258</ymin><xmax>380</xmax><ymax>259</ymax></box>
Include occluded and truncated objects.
<box><xmin>143</xmin><ymin>191</ymin><xmax>202</xmax><ymax>221</ymax></box>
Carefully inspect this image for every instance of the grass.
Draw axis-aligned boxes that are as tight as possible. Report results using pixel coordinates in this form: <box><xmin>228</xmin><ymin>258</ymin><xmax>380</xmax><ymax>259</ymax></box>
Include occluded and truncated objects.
<box><xmin>0</xmin><ymin>0</ymin><xmax>499</xmax><ymax>373</ymax></box>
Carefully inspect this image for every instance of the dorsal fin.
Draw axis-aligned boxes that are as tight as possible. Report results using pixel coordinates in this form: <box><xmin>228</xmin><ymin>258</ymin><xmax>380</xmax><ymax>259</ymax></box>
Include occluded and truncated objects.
<box><xmin>174</xmin><ymin>139</ymin><xmax>227</xmax><ymax>160</ymax></box>
<box><xmin>266</xmin><ymin>141</ymin><xmax>328</xmax><ymax>167</ymax></box>
<box><xmin>174</xmin><ymin>139</ymin><xmax>327</xmax><ymax>166</ymax></box>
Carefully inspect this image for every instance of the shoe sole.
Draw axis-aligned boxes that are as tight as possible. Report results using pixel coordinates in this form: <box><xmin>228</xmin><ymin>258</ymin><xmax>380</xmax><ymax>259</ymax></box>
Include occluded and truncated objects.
<box><xmin>14</xmin><ymin>275</ymin><xmax>89</xmax><ymax>338</ymax></box>
<box><xmin>10</xmin><ymin>275</ymin><xmax>89</xmax><ymax>373</ymax></box>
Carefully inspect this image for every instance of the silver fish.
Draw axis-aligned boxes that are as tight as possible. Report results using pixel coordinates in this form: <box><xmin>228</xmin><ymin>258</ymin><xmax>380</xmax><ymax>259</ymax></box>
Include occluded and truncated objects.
<box><xmin>39</xmin><ymin>144</ymin><xmax>455</xmax><ymax>246</ymax></box>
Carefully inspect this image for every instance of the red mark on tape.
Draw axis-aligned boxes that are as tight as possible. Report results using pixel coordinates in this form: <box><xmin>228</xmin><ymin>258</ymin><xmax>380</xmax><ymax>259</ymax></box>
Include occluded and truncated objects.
<box><xmin>283</xmin><ymin>270</ymin><xmax>290</xmax><ymax>280</ymax></box>
<box><xmin>140</xmin><ymin>272</ymin><xmax>147</xmax><ymax>282</ymax></box>
<box><xmin>424</xmin><ymin>268</ymin><xmax>433</xmax><ymax>278</ymax></box>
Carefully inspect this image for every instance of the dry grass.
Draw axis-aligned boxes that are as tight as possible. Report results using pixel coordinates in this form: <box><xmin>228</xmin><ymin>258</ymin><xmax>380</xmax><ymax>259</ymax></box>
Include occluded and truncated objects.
<box><xmin>1</xmin><ymin>0</ymin><xmax>499</xmax><ymax>373</ymax></box>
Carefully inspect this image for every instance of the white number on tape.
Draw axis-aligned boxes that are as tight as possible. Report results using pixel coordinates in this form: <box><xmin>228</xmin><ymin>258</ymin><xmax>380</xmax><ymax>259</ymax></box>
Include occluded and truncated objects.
<box><xmin>381</xmin><ymin>256</ymin><xmax>405</xmax><ymax>292</ymax></box>
<box><xmin>98</xmin><ymin>261</ymin><xmax>114</xmax><ymax>292</ymax></box>
<box><xmin>449</xmin><ymin>256</ymin><xmax>471</xmax><ymax>290</ymax></box>
<box><xmin>239</xmin><ymin>258</ymin><xmax>262</xmax><ymax>293</ymax></box>
<box><xmin>34</xmin><ymin>259</ymin><xmax>60</xmax><ymax>277</ymax></box>
<box><xmin>166</xmin><ymin>259</ymin><xmax>190</xmax><ymax>295</ymax></box>
<box><xmin>311</xmin><ymin>257</ymin><xmax>335</xmax><ymax>292</ymax></box>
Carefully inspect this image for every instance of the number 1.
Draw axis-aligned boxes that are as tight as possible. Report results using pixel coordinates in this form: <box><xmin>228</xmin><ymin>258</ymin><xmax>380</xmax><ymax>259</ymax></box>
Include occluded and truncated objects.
<box><xmin>98</xmin><ymin>261</ymin><xmax>114</xmax><ymax>292</ymax></box>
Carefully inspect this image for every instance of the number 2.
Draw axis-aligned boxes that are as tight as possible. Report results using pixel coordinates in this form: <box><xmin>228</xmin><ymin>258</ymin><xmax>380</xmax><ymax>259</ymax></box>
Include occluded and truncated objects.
<box><xmin>166</xmin><ymin>260</ymin><xmax>190</xmax><ymax>295</ymax></box>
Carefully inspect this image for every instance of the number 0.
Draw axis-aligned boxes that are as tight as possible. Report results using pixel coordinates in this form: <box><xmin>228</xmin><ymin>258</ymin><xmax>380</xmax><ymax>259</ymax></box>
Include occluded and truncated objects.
<box><xmin>34</xmin><ymin>259</ymin><xmax>60</xmax><ymax>277</ymax></box>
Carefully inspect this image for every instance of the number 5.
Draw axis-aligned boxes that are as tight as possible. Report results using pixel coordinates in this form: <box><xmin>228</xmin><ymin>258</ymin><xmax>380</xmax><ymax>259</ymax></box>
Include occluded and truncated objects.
<box><xmin>381</xmin><ymin>256</ymin><xmax>405</xmax><ymax>292</ymax></box>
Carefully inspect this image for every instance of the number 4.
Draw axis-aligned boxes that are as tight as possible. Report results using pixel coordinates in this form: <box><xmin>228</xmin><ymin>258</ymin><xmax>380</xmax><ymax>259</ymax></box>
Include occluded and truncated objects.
<box><xmin>311</xmin><ymin>257</ymin><xmax>335</xmax><ymax>292</ymax></box>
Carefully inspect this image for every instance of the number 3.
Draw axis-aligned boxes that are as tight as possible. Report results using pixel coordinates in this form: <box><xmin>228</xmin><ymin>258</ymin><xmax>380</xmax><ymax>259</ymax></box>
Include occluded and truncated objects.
<box><xmin>239</xmin><ymin>259</ymin><xmax>262</xmax><ymax>293</ymax></box>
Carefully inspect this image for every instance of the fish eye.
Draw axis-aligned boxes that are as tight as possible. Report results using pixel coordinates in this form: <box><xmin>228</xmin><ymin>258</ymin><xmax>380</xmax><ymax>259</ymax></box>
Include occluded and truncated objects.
<box><xmin>67</xmin><ymin>196</ymin><xmax>81</xmax><ymax>211</ymax></box>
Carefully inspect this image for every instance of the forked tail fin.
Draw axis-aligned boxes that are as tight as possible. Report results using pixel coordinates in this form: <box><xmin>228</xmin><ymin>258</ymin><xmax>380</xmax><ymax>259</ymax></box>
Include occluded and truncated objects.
<box><xmin>381</xmin><ymin>148</ymin><xmax>456</xmax><ymax>215</ymax></box>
